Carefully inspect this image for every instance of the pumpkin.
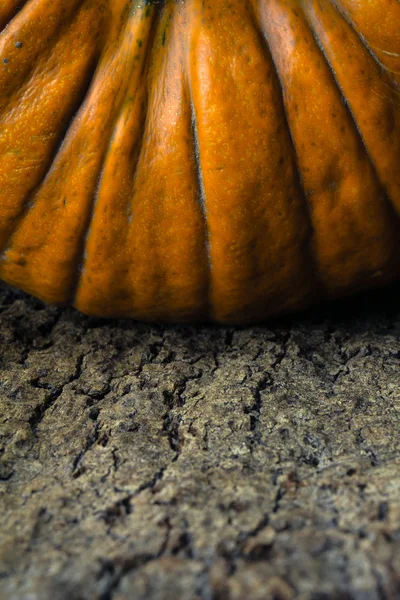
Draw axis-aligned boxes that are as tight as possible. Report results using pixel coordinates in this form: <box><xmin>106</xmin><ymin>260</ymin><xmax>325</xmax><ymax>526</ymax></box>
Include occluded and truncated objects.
<box><xmin>0</xmin><ymin>0</ymin><xmax>399</xmax><ymax>324</ymax></box>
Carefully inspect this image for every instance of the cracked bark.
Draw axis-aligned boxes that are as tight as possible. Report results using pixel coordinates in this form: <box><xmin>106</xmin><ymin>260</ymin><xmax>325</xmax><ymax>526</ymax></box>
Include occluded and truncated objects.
<box><xmin>1</xmin><ymin>281</ymin><xmax>400</xmax><ymax>600</ymax></box>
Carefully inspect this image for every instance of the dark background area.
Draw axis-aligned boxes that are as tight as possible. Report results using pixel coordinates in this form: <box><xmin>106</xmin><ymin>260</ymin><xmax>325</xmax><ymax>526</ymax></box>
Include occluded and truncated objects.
<box><xmin>1</xmin><ymin>280</ymin><xmax>400</xmax><ymax>600</ymax></box>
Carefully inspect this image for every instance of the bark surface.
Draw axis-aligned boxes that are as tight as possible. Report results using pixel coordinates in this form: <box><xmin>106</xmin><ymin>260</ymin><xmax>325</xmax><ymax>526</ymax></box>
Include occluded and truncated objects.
<box><xmin>1</xmin><ymin>281</ymin><xmax>400</xmax><ymax>600</ymax></box>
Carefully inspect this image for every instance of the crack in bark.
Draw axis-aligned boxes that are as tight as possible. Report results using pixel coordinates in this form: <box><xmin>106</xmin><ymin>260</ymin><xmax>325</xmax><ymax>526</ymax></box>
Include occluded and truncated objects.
<box><xmin>162</xmin><ymin>371</ymin><xmax>203</xmax><ymax>460</ymax></box>
<box><xmin>28</xmin><ymin>353</ymin><xmax>84</xmax><ymax>436</ymax></box>
<box><xmin>244</xmin><ymin>376</ymin><xmax>272</xmax><ymax>453</ymax></box>
<box><xmin>71</xmin><ymin>420</ymin><xmax>102</xmax><ymax>478</ymax></box>
<box><xmin>99</xmin><ymin>517</ymin><xmax>172</xmax><ymax>600</ymax></box>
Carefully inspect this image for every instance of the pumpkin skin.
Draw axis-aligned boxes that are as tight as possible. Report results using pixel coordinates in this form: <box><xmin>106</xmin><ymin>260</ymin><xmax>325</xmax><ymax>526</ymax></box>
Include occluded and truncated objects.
<box><xmin>0</xmin><ymin>0</ymin><xmax>399</xmax><ymax>324</ymax></box>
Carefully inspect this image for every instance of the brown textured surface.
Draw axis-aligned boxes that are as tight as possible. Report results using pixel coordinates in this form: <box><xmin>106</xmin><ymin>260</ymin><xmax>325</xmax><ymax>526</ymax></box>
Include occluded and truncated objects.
<box><xmin>1</xmin><ymin>280</ymin><xmax>400</xmax><ymax>600</ymax></box>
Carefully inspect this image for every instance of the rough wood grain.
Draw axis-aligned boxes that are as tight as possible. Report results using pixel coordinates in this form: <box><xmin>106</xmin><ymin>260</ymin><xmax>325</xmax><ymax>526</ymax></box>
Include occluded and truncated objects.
<box><xmin>1</xmin><ymin>281</ymin><xmax>400</xmax><ymax>600</ymax></box>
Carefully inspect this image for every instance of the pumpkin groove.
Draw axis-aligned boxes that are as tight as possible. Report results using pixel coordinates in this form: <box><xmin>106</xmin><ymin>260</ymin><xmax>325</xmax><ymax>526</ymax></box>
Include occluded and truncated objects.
<box><xmin>76</xmin><ymin>1</ymin><xmax>211</xmax><ymax>321</ymax></box>
<box><xmin>332</xmin><ymin>0</ymin><xmax>400</xmax><ymax>88</ymax></box>
<box><xmin>249</xmin><ymin>0</ymin><xmax>323</xmax><ymax>308</ymax></box>
<box><xmin>0</xmin><ymin>0</ymin><xmax>399</xmax><ymax>323</ymax></box>
<box><xmin>257</xmin><ymin>0</ymin><xmax>399</xmax><ymax>293</ymax></box>
<box><xmin>303</xmin><ymin>1</ymin><xmax>400</xmax><ymax>216</ymax></box>
<box><xmin>0</xmin><ymin>0</ymin><xmax>106</xmax><ymax>253</ymax></box>
<box><xmin>0</xmin><ymin>1</ymin><xmax>28</xmax><ymax>32</ymax></box>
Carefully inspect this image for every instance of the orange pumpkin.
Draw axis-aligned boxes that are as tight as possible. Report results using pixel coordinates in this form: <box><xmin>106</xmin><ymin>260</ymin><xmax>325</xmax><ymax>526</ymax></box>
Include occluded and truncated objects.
<box><xmin>0</xmin><ymin>0</ymin><xmax>399</xmax><ymax>323</ymax></box>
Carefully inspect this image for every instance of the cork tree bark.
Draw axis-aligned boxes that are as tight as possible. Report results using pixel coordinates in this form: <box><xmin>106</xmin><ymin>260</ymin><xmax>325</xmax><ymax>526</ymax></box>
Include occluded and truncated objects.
<box><xmin>1</xmin><ymin>281</ymin><xmax>400</xmax><ymax>599</ymax></box>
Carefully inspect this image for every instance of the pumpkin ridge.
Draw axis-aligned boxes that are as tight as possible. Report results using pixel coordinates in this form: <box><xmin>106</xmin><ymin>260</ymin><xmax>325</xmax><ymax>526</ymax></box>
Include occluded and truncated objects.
<box><xmin>0</xmin><ymin>0</ymin><xmax>105</xmax><ymax>257</ymax></box>
<box><xmin>70</xmin><ymin>2</ymin><xmax>162</xmax><ymax>306</ymax></box>
<box><xmin>74</xmin><ymin>0</ymin><xmax>209</xmax><ymax>321</ymax></box>
<box><xmin>119</xmin><ymin>0</ymin><xmax>210</xmax><ymax>321</ymax></box>
<box><xmin>249</xmin><ymin>0</ymin><xmax>321</xmax><ymax>309</ymax></box>
<box><xmin>0</xmin><ymin>0</ymin><xmax>158</xmax><ymax>305</ymax></box>
<box><xmin>0</xmin><ymin>0</ymin><xmax>87</xmax><ymax>116</ymax></box>
<box><xmin>303</xmin><ymin>1</ymin><xmax>400</xmax><ymax>222</ymax></box>
<box><xmin>0</xmin><ymin>0</ymin><xmax>28</xmax><ymax>32</ymax></box>
<box><xmin>187</xmin><ymin>0</ymin><xmax>317</xmax><ymax>322</ymax></box>
<box><xmin>329</xmin><ymin>0</ymin><xmax>382</xmax><ymax>69</ymax></box>
<box><xmin>255</xmin><ymin>0</ymin><xmax>398</xmax><ymax>295</ymax></box>
<box><xmin>332</xmin><ymin>0</ymin><xmax>400</xmax><ymax>90</ymax></box>
<box><xmin>0</xmin><ymin>58</ymin><xmax>101</xmax><ymax>261</ymax></box>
